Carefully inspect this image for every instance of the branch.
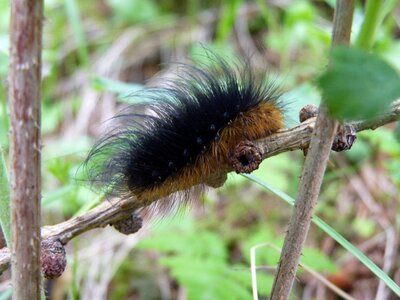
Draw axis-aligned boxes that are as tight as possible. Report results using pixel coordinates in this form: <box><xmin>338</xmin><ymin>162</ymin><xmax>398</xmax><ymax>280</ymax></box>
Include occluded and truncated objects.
<box><xmin>0</xmin><ymin>100</ymin><xmax>398</xmax><ymax>274</ymax></box>
<box><xmin>270</xmin><ymin>1</ymin><xmax>355</xmax><ymax>299</ymax></box>
<box><xmin>9</xmin><ymin>0</ymin><xmax>43</xmax><ymax>298</ymax></box>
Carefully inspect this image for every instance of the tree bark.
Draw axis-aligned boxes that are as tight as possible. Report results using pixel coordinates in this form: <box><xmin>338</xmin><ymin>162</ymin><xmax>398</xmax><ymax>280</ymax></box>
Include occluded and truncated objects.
<box><xmin>269</xmin><ymin>1</ymin><xmax>355</xmax><ymax>299</ymax></box>
<box><xmin>9</xmin><ymin>0</ymin><xmax>43</xmax><ymax>298</ymax></box>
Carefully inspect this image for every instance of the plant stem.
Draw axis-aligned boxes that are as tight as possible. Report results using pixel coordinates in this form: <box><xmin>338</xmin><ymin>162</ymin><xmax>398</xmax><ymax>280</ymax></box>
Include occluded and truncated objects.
<box><xmin>9</xmin><ymin>0</ymin><xmax>43</xmax><ymax>298</ymax></box>
<box><xmin>269</xmin><ymin>1</ymin><xmax>355</xmax><ymax>299</ymax></box>
<box><xmin>355</xmin><ymin>0</ymin><xmax>383</xmax><ymax>49</ymax></box>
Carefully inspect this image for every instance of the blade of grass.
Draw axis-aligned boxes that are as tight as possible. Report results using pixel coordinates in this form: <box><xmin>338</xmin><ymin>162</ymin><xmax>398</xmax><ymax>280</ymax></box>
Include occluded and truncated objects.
<box><xmin>243</xmin><ymin>173</ymin><xmax>400</xmax><ymax>297</ymax></box>
<box><xmin>215</xmin><ymin>0</ymin><xmax>242</xmax><ymax>42</ymax></box>
<box><xmin>0</xmin><ymin>145</ymin><xmax>10</xmax><ymax>247</ymax></box>
<box><xmin>64</xmin><ymin>0</ymin><xmax>90</xmax><ymax>68</ymax></box>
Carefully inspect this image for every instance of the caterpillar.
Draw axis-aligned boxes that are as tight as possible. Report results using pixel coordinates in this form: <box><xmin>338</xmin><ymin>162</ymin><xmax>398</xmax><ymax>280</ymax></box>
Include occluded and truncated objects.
<box><xmin>84</xmin><ymin>53</ymin><xmax>285</xmax><ymax>210</ymax></box>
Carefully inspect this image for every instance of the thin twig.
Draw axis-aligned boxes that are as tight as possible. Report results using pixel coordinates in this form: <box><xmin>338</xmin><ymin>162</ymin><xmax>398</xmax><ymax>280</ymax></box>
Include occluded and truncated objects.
<box><xmin>9</xmin><ymin>0</ymin><xmax>43</xmax><ymax>298</ymax></box>
<box><xmin>0</xmin><ymin>99</ymin><xmax>398</xmax><ymax>274</ymax></box>
<box><xmin>269</xmin><ymin>1</ymin><xmax>355</xmax><ymax>299</ymax></box>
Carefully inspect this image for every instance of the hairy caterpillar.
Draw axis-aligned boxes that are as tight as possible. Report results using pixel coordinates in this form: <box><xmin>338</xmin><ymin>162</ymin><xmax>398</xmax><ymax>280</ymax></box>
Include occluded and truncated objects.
<box><xmin>84</xmin><ymin>54</ymin><xmax>285</xmax><ymax>209</ymax></box>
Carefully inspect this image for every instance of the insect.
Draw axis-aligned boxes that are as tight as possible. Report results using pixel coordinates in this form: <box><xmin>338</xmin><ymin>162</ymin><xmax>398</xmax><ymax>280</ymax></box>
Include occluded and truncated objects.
<box><xmin>84</xmin><ymin>53</ymin><xmax>284</xmax><ymax>210</ymax></box>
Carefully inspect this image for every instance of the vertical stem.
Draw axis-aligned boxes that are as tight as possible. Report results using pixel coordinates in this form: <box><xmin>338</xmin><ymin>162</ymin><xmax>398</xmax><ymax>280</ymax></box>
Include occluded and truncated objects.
<box><xmin>9</xmin><ymin>0</ymin><xmax>43</xmax><ymax>299</ymax></box>
<box><xmin>355</xmin><ymin>0</ymin><xmax>382</xmax><ymax>49</ymax></box>
<box><xmin>269</xmin><ymin>1</ymin><xmax>355</xmax><ymax>299</ymax></box>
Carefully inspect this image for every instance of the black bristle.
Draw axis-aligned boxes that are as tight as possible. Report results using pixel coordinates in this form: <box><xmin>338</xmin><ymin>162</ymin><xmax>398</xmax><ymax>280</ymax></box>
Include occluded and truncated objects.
<box><xmin>84</xmin><ymin>53</ymin><xmax>281</xmax><ymax>199</ymax></box>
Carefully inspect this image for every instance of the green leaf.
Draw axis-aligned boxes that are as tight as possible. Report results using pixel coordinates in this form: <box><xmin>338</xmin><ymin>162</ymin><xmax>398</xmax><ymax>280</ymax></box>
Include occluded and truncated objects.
<box><xmin>317</xmin><ymin>46</ymin><xmax>400</xmax><ymax>120</ymax></box>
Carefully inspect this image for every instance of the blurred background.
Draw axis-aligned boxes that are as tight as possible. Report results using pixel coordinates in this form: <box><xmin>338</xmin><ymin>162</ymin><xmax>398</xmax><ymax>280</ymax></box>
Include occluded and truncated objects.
<box><xmin>1</xmin><ymin>0</ymin><xmax>400</xmax><ymax>299</ymax></box>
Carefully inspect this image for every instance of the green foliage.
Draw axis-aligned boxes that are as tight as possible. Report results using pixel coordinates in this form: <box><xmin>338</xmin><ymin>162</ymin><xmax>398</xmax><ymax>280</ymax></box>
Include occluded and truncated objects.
<box><xmin>355</xmin><ymin>0</ymin><xmax>383</xmax><ymax>49</ymax></box>
<box><xmin>188</xmin><ymin>43</ymin><xmax>238</xmax><ymax>66</ymax></box>
<box><xmin>355</xmin><ymin>0</ymin><xmax>399</xmax><ymax>51</ymax></box>
<box><xmin>162</xmin><ymin>257</ymin><xmax>254</xmax><ymax>300</ymax></box>
<box><xmin>216</xmin><ymin>0</ymin><xmax>242</xmax><ymax>42</ymax></box>
<box><xmin>281</xmin><ymin>83</ymin><xmax>321</xmax><ymax>127</ymax></box>
<box><xmin>0</xmin><ymin>146</ymin><xmax>10</xmax><ymax>246</ymax></box>
<box><xmin>395</xmin><ymin>122</ymin><xmax>400</xmax><ymax>142</ymax></box>
<box><xmin>41</xmin><ymin>101</ymin><xmax>64</xmax><ymax>134</ymax></box>
<box><xmin>136</xmin><ymin>193</ymin><xmax>340</xmax><ymax>299</ymax></box>
<box><xmin>0</xmin><ymin>2</ymin><xmax>9</xmax><ymax>150</ymax></box>
<box><xmin>91</xmin><ymin>76</ymin><xmax>144</xmax><ymax>101</ymax></box>
<box><xmin>352</xmin><ymin>217</ymin><xmax>376</xmax><ymax>238</ymax></box>
<box><xmin>109</xmin><ymin>256</ymin><xmax>164</xmax><ymax>300</ymax></box>
<box><xmin>358</xmin><ymin>128</ymin><xmax>400</xmax><ymax>184</ymax></box>
<box><xmin>266</xmin><ymin>1</ymin><xmax>330</xmax><ymax>74</ymax></box>
<box><xmin>139</xmin><ymin>220</ymin><xmax>227</xmax><ymax>260</ymax></box>
<box><xmin>0</xmin><ymin>99</ymin><xmax>8</xmax><ymax>149</ymax></box>
<box><xmin>242</xmin><ymin>228</ymin><xmax>281</xmax><ymax>266</ymax></box>
<box><xmin>41</xmin><ymin>138</ymin><xmax>93</xmax><ymax>216</ymax></box>
<box><xmin>301</xmin><ymin>247</ymin><xmax>337</xmax><ymax>273</ymax></box>
<box><xmin>223</xmin><ymin>152</ymin><xmax>302</xmax><ymax>196</ymax></box>
<box><xmin>64</xmin><ymin>0</ymin><xmax>90</xmax><ymax>68</ymax></box>
<box><xmin>318</xmin><ymin>46</ymin><xmax>400</xmax><ymax>120</ymax></box>
<box><xmin>251</xmin><ymin>154</ymin><xmax>301</xmax><ymax>194</ymax></box>
<box><xmin>344</xmin><ymin>138</ymin><xmax>372</xmax><ymax>163</ymax></box>
<box><xmin>105</xmin><ymin>0</ymin><xmax>160</xmax><ymax>24</ymax></box>
<box><xmin>361</xmin><ymin>128</ymin><xmax>400</xmax><ymax>155</ymax></box>
<box><xmin>138</xmin><ymin>216</ymin><xmax>274</xmax><ymax>299</ymax></box>
<box><xmin>0</xmin><ymin>1</ymin><xmax>10</xmax><ymax>246</ymax></box>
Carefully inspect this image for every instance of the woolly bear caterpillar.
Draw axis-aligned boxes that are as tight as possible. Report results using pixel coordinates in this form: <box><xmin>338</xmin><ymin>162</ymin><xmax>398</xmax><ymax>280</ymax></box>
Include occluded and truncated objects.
<box><xmin>84</xmin><ymin>53</ymin><xmax>284</xmax><ymax>209</ymax></box>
